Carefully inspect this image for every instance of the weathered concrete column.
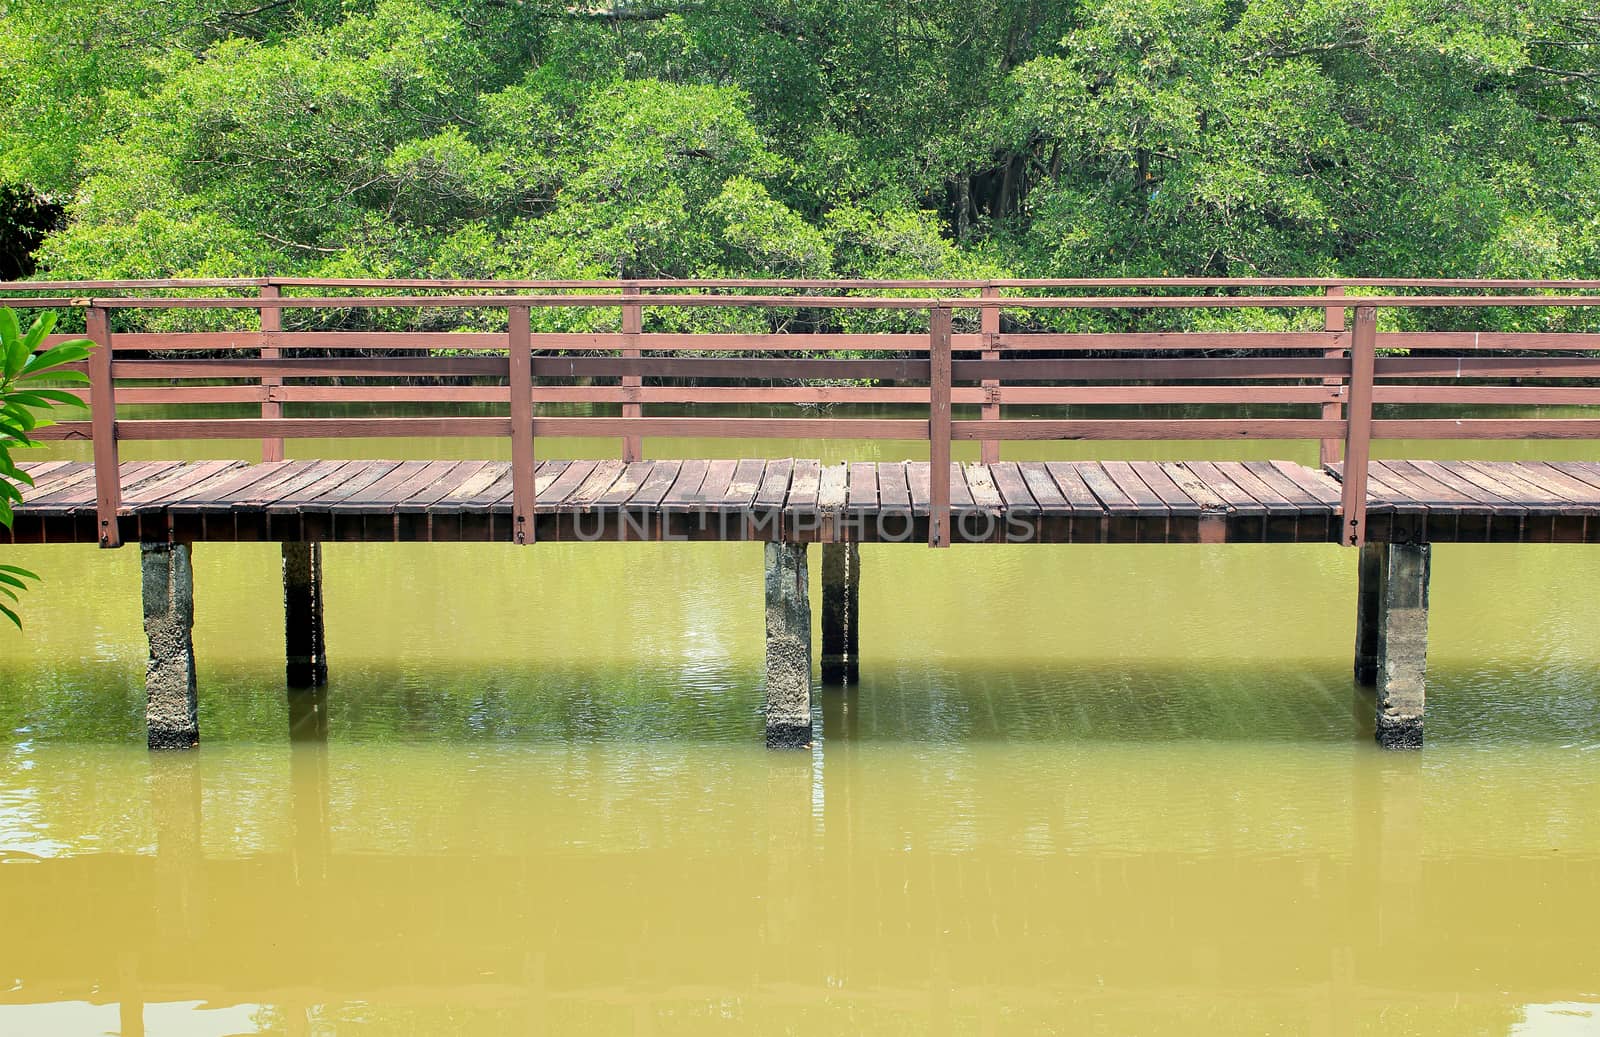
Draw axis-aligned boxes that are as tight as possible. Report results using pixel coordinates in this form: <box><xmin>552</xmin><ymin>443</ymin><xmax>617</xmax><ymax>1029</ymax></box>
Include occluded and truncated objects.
<box><xmin>765</xmin><ymin>541</ymin><xmax>813</xmax><ymax>748</ymax></box>
<box><xmin>1375</xmin><ymin>543</ymin><xmax>1430</xmax><ymax>749</ymax></box>
<box><xmin>282</xmin><ymin>541</ymin><xmax>328</xmax><ymax>688</ymax></box>
<box><xmin>820</xmin><ymin>542</ymin><xmax>859</xmax><ymax>685</ymax></box>
<box><xmin>142</xmin><ymin>542</ymin><xmax>198</xmax><ymax>750</ymax></box>
<box><xmin>1353</xmin><ymin>542</ymin><xmax>1388</xmax><ymax>686</ymax></box>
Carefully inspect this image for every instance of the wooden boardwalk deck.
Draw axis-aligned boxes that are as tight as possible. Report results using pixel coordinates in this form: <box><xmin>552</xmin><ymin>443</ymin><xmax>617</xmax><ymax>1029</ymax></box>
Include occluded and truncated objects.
<box><xmin>11</xmin><ymin>458</ymin><xmax>1600</xmax><ymax>546</ymax></box>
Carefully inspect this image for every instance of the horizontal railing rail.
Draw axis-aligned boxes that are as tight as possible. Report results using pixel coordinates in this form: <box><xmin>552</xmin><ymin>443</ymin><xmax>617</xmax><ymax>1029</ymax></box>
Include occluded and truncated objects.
<box><xmin>5</xmin><ymin>278</ymin><xmax>1600</xmax><ymax>549</ymax></box>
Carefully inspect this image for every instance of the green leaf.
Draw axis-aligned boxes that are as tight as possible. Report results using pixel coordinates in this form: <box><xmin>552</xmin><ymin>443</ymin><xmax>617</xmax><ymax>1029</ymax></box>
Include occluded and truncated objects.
<box><xmin>0</xmin><ymin>600</ymin><xmax>20</xmax><ymax>629</ymax></box>
<box><xmin>23</xmin><ymin>342</ymin><xmax>92</xmax><ymax>376</ymax></box>
<box><xmin>0</xmin><ymin>564</ymin><xmax>41</xmax><ymax>580</ymax></box>
<box><xmin>0</xmin><ymin>572</ymin><xmax>28</xmax><ymax>592</ymax></box>
<box><xmin>21</xmin><ymin>311</ymin><xmax>58</xmax><ymax>354</ymax></box>
<box><xmin>4</xmin><ymin>390</ymin><xmax>88</xmax><ymax>410</ymax></box>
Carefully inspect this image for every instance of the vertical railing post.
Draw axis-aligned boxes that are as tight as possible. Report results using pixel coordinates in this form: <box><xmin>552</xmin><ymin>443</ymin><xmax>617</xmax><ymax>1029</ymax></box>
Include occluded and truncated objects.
<box><xmin>509</xmin><ymin>304</ymin><xmax>536</xmax><ymax>545</ymax></box>
<box><xmin>928</xmin><ymin>306</ymin><xmax>953</xmax><ymax>548</ymax></box>
<box><xmin>979</xmin><ymin>284</ymin><xmax>1000</xmax><ymax>465</ymax></box>
<box><xmin>86</xmin><ymin>305</ymin><xmax>122</xmax><ymax>548</ymax></box>
<box><xmin>1341</xmin><ymin>305</ymin><xmax>1377</xmax><ymax>547</ymax></box>
<box><xmin>621</xmin><ymin>281</ymin><xmax>643</xmax><ymax>463</ymax></box>
<box><xmin>1320</xmin><ymin>285</ymin><xmax>1346</xmax><ymax>468</ymax></box>
<box><xmin>259</xmin><ymin>282</ymin><xmax>285</xmax><ymax>463</ymax></box>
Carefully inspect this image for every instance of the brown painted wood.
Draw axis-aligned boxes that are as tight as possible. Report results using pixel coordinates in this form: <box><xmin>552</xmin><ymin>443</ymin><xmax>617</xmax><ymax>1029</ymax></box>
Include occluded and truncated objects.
<box><xmin>1321</xmin><ymin>286</ymin><xmax>1346</xmax><ymax>467</ymax></box>
<box><xmin>259</xmin><ymin>285</ymin><xmax>285</xmax><ymax>462</ymax></box>
<box><xmin>928</xmin><ymin>307</ymin><xmax>952</xmax><ymax>547</ymax></box>
<box><xmin>507</xmin><ymin>305</ymin><xmax>536</xmax><ymax>543</ymax></box>
<box><xmin>951</xmin><ymin>420</ymin><xmax>1344</xmax><ymax>442</ymax></box>
<box><xmin>1340</xmin><ymin>307</ymin><xmax>1376</xmax><ymax>546</ymax></box>
<box><xmin>85</xmin><ymin>307</ymin><xmax>121</xmax><ymax>547</ymax></box>
<box><xmin>621</xmin><ymin>282</ymin><xmax>643</xmax><ymax>463</ymax></box>
<box><xmin>980</xmin><ymin>285</ymin><xmax>1001</xmax><ymax>465</ymax></box>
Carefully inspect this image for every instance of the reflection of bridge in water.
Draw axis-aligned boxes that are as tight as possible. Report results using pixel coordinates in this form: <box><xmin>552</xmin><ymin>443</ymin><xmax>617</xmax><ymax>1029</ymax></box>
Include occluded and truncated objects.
<box><xmin>11</xmin><ymin>277</ymin><xmax>1600</xmax><ymax>749</ymax></box>
<box><xmin>2</xmin><ymin>696</ymin><xmax>1597</xmax><ymax>1036</ymax></box>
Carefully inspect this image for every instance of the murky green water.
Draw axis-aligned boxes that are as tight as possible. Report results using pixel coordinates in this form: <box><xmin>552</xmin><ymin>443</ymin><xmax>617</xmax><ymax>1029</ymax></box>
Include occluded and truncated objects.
<box><xmin>4</xmin><ymin>425</ymin><xmax>1600</xmax><ymax>1034</ymax></box>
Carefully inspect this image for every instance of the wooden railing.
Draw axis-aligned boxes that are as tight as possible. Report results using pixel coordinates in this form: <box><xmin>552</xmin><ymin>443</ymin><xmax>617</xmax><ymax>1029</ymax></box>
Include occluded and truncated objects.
<box><xmin>5</xmin><ymin>277</ymin><xmax>1600</xmax><ymax>550</ymax></box>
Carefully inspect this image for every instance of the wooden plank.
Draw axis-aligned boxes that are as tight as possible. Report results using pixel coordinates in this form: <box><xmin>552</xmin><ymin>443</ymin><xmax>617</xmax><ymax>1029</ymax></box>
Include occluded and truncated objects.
<box><xmin>1018</xmin><ymin>462</ymin><xmax>1070</xmax><ymax>515</ymax></box>
<box><xmin>1408</xmin><ymin>460</ymin><xmax>1524</xmax><ymax>511</ymax></box>
<box><xmin>947</xmin><ymin>463</ymin><xmax>976</xmax><ymax>511</ymax></box>
<box><xmin>1043</xmin><ymin>462</ymin><xmax>1107</xmax><ymax>513</ymax></box>
<box><xmin>532</xmin><ymin>459</ymin><xmax>597</xmax><ymax>512</ymax></box>
<box><xmin>847</xmin><ymin>462</ymin><xmax>878</xmax><ymax>512</ymax></box>
<box><xmin>431</xmin><ymin>462</ymin><xmax>515</xmax><ymax>511</ymax></box>
<box><xmin>394</xmin><ymin>461</ymin><xmax>486</xmax><ymax>510</ymax></box>
<box><xmin>1503</xmin><ymin>462</ymin><xmax>1600</xmax><ymax>512</ymax></box>
<box><xmin>1129</xmin><ymin>461</ymin><xmax>1202</xmax><ymax>516</ymax></box>
<box><xmin>787</xmin><ymin>460</ymin><xmax>825</xmax><ymax>512</ymax></box>
<box><xmin>1243</xmin><ymin>461</ymin><xmax>1328</xmax><ymax>512</ymax></box>
<box><xmin>1473</xmin><ymin>461</ymin><xmax>1589</xmax><ymax>511</ymax></box>
<box><xmin>817</xmin><ymin>462</ymin><xmax>849</xmax><ymax>511</ymax></box>
<box><xmin>238</xmin><ymin>460</ymin><xmax>349</xmax><ymax>509</ymax></box>
<box><xmin>156</xmin><ymin>462</ymin><xmax>286</xmax><ymax>510</ymax></box>
<box><xmin>662</xmin><ymin>460</ymin><xmax>710</xmax><ymax>511</ymax></box>
<box><xmin>905</xmin><ymin>462</ymin><xmax>931</xmax><ymax>517</ymax></box>
<box><xmin>721</xmin><ymin>458</ymin><xmax>767</xmax><ymax>512</ymax></box>
<box><xmin>1180</xmin><ymin>461</ymin><xmax>1265</xmax><ymax>514</ymax></box>
<box><xmin>629</xmin><ymin>460</ymin><xmax>681</xmax><ymax>508</ymax></box>
<box><xmin>963</xmin><ymin>463</ymin><xmax>1006</xmax><ymax>511</ymax></box>
<box><xmin>1215</xmin><ymin>462</ymin><xmax>1296</xmax><ymax>512</ymax></box>
<box><xmin>303</xmin><ymin>461</ymin><xmax>405</xmax><ymax>508</ymax></box>
<box><xmin>595</xmin><ymin>461</ymin><xmax>656</xmax><ymax>507</ymax></box>
<box><xmin>361</xmin><ymin>459</ymin><xmax>464</xmax><ymax>510</ymax></box>
<box><xmin>1461</xmin><ymin>461</ymin><xmax>1568</xmax><ymax>507</ymax></box>
<box><xmin>560</xmin><ymin>459</ymin><xmax>628</xmax><ymax>511</ymax></box>
<box><xmin>989</xmin><ymin>462</ymin><xmax>1038</xmax><ymax>515</ymax></box>
<box><xmin>1101</xmin><ymin>462</ymin><xmax>1167</xmax><ymax>514</ymax></box>
<box><xmin>17</xmin><ymin>462</ymin><xmax>91</xmax><ymax>503</ymax></box>
<box><xmin>28</xmin><ymin>462</ymin><xmax>159</xmax><ymax>511</ymax></box>
<box><xmin>266</xmin><ymin>462</ymin><xmax>381</xmax><ymax>515</ymax></box>
<box><xmin>753</xmin><ymin>459</ymin><xmax>794</xmax><ymax>510</ymax></box>
<box><xmin>876</xmin><ymin>462</ymin><xmax>911</xmax><ymax>511</ymax></box>
<box><xmin>111</xmin><ymin>461</ymin><xmax>198</xmax><ymax>507</ymax></box>
<box><xmin>1076</xmin><ymin>463</ymin><xmax>1140</xmax><ymax>514</ymax></box>
<box><xmin>1268</xmin><ymin>461</ymin><xmax>1343</xmax><ymax>508</ymax></box>
<box><xmin>1157</xmin><ymin>463</ymin><xmax>1231</xmax><ymax>514</ymax></box>
<box><xmin>326</xmin><ymin>460</ymin><xmax>435</xmax><ymax>510</ymax></box>
<box><xmin>694</xmin><ymin>459</ymin><xmax>739</xmax><ymax>506</ymax></box>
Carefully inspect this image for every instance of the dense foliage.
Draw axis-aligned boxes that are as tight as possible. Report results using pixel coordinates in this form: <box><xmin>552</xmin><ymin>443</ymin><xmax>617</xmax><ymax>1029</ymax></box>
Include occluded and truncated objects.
<box><xmin>2</xmin><ymin>0</ymin><xmax>1598</xmax><ymax>326</ymax></box>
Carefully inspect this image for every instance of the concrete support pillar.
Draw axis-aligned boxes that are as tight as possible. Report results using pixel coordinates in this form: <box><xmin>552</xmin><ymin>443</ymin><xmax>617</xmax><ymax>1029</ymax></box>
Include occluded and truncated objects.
<box><xmin>142</xmin><ymin>542</ymin><xmax>198</xmax><ymax>750</ymax></box>
<box><xmin>820</xmin><ymin>542</ymin><xmax>859</xmax><ymax>685</ymax></box>
<box><xmin>765</xmin><ymin>541</ymin><xmax>813</xmax><ymax>748</ymax></box>
<box><xmin>282</xmin><ymin>541</ymin><xmax>328</xmax><ymax>688</ymax></box>
<box><xmin>1353</xmin><ymin>542</ymin><xmax>1387</xmax><ymax>686</ymax></box>
<box><xmin>1375</xmin><ymin>543</ymin><xmax>1430</xmax><ymax>749</ymax></box>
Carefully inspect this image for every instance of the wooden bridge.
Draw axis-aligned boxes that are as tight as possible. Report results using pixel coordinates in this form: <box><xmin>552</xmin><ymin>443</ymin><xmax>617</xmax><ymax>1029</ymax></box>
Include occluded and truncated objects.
<box><xmin>6</xmin><ymin>276</ymin><xmax>1600</xmax><ymax>750</ymax></box>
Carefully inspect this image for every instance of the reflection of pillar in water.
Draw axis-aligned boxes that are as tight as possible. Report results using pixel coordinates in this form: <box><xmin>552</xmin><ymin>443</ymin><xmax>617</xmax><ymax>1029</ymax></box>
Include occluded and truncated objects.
<box><xmin>762</xmin><ymin>750</ymin><xmax>818</xmax><ymax>994</ymax></box>
<box><xmin>149</xmin><ymin>751</ymin><xmax>206</xmax><ymax>938</ymax></box>
<box><xmin>117</xmin><ymin>952</ymin><xmax>144</xmax><ymax>1037</ymax></box>
<box><xmin>1352</xmin><ymin>749</ymin><xmax>1424</xmax><ymax>1015</ymax></box>
<box><xmin>287</xmin><ymin>685</ymin><xmax>328</xmax><ymax>744</ymax></box>
<box><xmin>820</xmin><ymin>542</ymin><xmax>860</xmax><ymax>685</ymax></box>
<box><xmin>283</xmin><ymin>542</ymin><xmax>328</xmax><ymax>689</ymax></box>
<box><xmin>290</xmin><ymin>737</ymin><xmax>331</xmax><ymax>886</ymax></box>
